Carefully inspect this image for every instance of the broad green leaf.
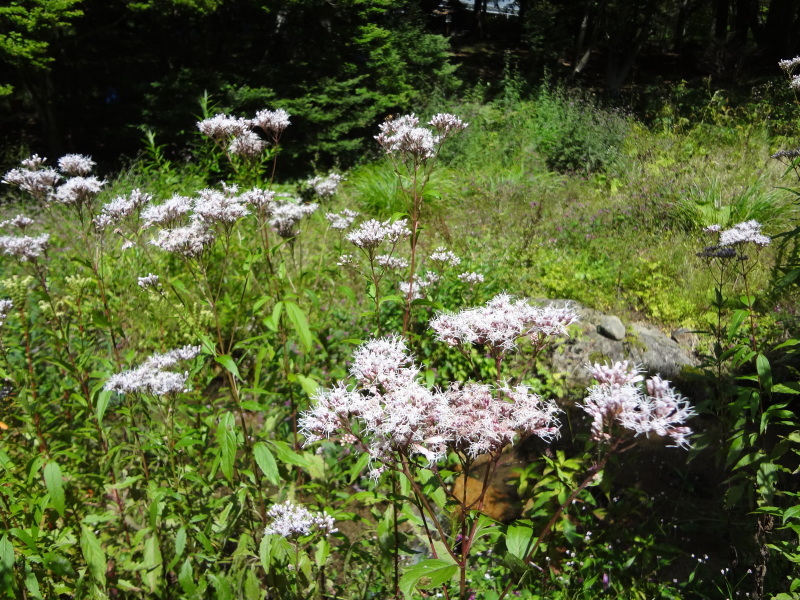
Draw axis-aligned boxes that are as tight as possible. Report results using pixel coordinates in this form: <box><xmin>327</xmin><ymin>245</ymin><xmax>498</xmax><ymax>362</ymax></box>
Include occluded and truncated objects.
<box><xmin>215</xmin><ymin>355</ymin><xmax>241</xmax><ymax>380</ymax></box>
<box><xmin>178</xmin><ymin>559</ymin><xmax>196</xmax><ymax>595</ymax></box>
<box><xmin>0</xmin><ymin>534</ymin><xmax>14</xmax><ymax>572</ymax></box>
<box><xmin>43</xmin><ymin>461</ymin><xmax>65</xmax><ymax>518</ymax></box>
<box><xmin>399</xmin><ymin>559</ymin><xmax>458</xmax><ymax>599</ymax></box>
<box><xmin>253</xmin><ymin>442</ymin><xmax>280</xmax><ymax>485</ymax></box>
<box><xmin>506</xmin><ymin>523</ymin><xmax>536</xmax><ymax>559</ymax></box>
<box><xmin>175</xmin><ymin>527</ymin><xmax>187</xmax><ymax>560</ymax></box>
<box><xmin>284</xmin><ymin>300</ymin><xmax>313</xmax><ymax>353</ymax></box>
<box><xmin>80</xmin><ymin>526</ymin><xmax>107</xmax><ymax>588</ymax></box>
<box><xmin>243</xmin><ymin>568</ymin><xmax>263</xmax><ymax>600</ymax></box>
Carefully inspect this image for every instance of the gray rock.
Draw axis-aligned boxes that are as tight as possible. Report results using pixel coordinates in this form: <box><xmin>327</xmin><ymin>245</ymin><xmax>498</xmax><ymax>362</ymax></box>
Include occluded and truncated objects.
<box><xmin>598</xmin><ymin>315</ymin><xmax>626</xmax><ymax>340</ymax></box>
<box><xmin>543</xmin><ymin>300</ymin><xmax>697</xmax><ymax>388</ymax></box>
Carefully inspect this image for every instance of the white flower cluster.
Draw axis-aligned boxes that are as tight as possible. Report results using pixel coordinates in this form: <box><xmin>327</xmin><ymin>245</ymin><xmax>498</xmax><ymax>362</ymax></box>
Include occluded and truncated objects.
<box><xmin>2</xmin><ymin>155</ymin><xmax>61</xmax><ymax>200</ymax></box>
<box><xmin>0</xmin><ymin>215</ymin><xmax>35</xmax><ymax>231</ymax></box>
<box><xmin>398</xmin><ymin>271</ymin><xmax>440</xmax><ymax>301</ymax></box>
<box><xmin>376</xmin><ymin>254</ymin><xmax>408</xmax><ymax>270</ymax></box>
<box><xmin>54</xmin><ymin>176</ymin><xmax>106</xmax><ymax>207</ymax></box>
<box><xmin>57</xmin><ymin>154</ymin><xmax>96</xmax><ymax>176</ymax></box>
<box><xmin>95</xmin><ymin>189</ymin><xmax>153</xmax><ymax>230</ymax></box>
<box><xmin>375</xmin><ymin>113</ymin><xmax>467</xmax><ymax>160</ymax></box>
<box><xmin>429</xmin><ymin>246</ymin><xmax>461</xmax><ymax>267</ymax></box>
<box><xmin>252</xmin><ymin>108</ymin><xmax>291</xmax><ymax>137</ymax></box>
<box><xmin>779</xmin><ymin>56</ymin><xmax>800</xmax><ymax>73</ymax></box>
<box><xmin>300</xmin><ymin>334</ymin><xmax>561</xmax><ymax>474</ymax></box>
<box><xmin>193</xmin><ymin>186</ymin><xmax>250</xmax><ymax>225</ymax></box>
<box><xmin>458</xmin><ymin>271</ymin><xmax>484</xmax><ymax>285</ymax></box>
<box><xmin>0</xmin><ymin>234</ymin><xmax>50</xmax><ymax>261</ymax></box>
<box><xmin>263</xmin><ymin>500</ymin><xmax>337</xmax><ymax>538</ymax></box>
<box><xmin>430</xmin><ymin>294</ymin><xmax>579</xmax><ymax>356</ymax></box>
<box><xmin>137</xmin><ymin>273</ymin><xmax>160</xmax><ymax>290</ymax></box>
<box><xmin>197</xmin><ymin>108</ymin><xmax>290</xmax><ymax>159</ymax></box>
<box><xmin>325</xmin><ymin>208</ymin><xmax>359</xmax><ymax>230</ymax></box>
<box><xmin>718</xmin><ymin>220</ymin><xmax>771</xmax><ymax>247</ymax></box>
<box><xmin>0</xmin><ymin>299</ymin><xmax>13</xmax><ymax>327</ymax></box>
<box><xmin>346</xmin><ymin>218</ymin><xmax>411</xmax><ymax>250</ymax></box>
<box><xmin>269</xmin><ymin>197</ymin><xmax>318</xmax><ymax>238</ymax></box>
<box><xmin>581</xmin><ymin>361</ymin><xmax>694</xmax><ymax>448</ymax></box>
<box><xmin>150</xmin><ymin>220</ymin><xmax>215</xmax><ymax>258</ymax></box>
<box><xmin>104</xmin><ymin>345</ymin><xmax>201</xmax><ymax>396</ymax></box>
<box><xmin>308</xmin><ymin>173</ymin><xmax>344</xmax><ymax>198</ymax></box>
<box><xmin>142</xmin><ymin>194</ymin><xmax>194</xmax><ymax>228</ymax></box>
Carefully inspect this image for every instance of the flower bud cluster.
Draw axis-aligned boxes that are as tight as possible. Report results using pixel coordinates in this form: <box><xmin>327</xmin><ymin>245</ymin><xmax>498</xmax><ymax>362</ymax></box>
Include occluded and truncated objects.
<box><xmin>0</xmin><ymin>215</ymin><xmax>35</xmax><ymax>231</ymax></box>
<box><xmin>95</xmin><ymin>189</ymin><xmax>153</xmax><ymax>231</ymax></box>
<box><xmin>2</xmin><ymin>155</ymin><xmax>61</xmax><ymax>201</ymax></box>
<box><xmin>269</xmin><ymin>197</ymin><xmax>319</xmax><ymax>238</ymax></box>
<box><xmin>263</xmin><ymin>500</ymin><xmax>337</xmax><ymax>538</ymax></box>
<box><xmin>375</xmin><ymin>113</ymin><xmax>467</xmax><ymax>161</ymax></box>
<box><xmin>104</xmin><ymin>345</ymin><xmax>201</xmax><ymax>396</ymax></box>
<box><xmin>718</xmin><ymin>220</ymin><xmax>770</xmax><ymax>247</ymax></box>
<box><xmin>0</xmin><ymin>234</ymin><xmax>50</xmax><ymax>262</ymax></box>
<box><xmin>57</xmin><ymin>154</ymin><xmax>96</xmax><ymax>176</ymax></box>
<box><xmin>581</xmin><ymin>361</ymin><xmax>694</xmax><ymax>448</ymax></box>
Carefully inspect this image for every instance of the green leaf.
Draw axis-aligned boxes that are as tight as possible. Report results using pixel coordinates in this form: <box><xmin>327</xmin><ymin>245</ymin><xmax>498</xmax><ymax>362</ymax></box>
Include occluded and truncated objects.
<box><xmin>80</xmin><ymin>525</ymin><xmax>107</xmax><ymax>588</ymax></box>
<box><xmin>756</xmin><ymin>353</ymin><xmax>772</xmax><ymax>392</ymax></box>
<box><xmin>216</xmin><ymin>412</ymin><xmax>238</xmax><ymax>484</ymax></box>
<box><xmin>293</xmin><ymin>373</ymin><xmax>319</xmax><ymax>398</ymax></box>
<box><xmin>399</xmin><ymin>559</ymin><xmax>458</xmax><ymax>599</ymax></box>
<box><xmin>178</xmin><ymin>559</ymin><xmax>196</xmax><ymax>595</ymax></box>
<box><xmin>95</xmin><ymin>389</ymin><xmax>111</xmax><ymax>423</ymax></box>
<box><xmin>215</xmin><ymin>355</ymin><xmax>241</xmax><ymax>381</ymax></box>
<box><xmin>253</xmin><ymin>442</ymin><xmax>280</xmax><ymax>485</ymax></box>
<box><xmin>284</xmin><ymin>300</ymin><xmax>313</xmax><ymax>353</ymax></box>
<box><xmin>783</xmin><ymin>505</ymin><xmax>800</xmax><ymax>523</ymax></box>
<box><xmin>773</xmin><ymin>382</ymin><xmax>800</xmax><ymax>394</ymax></box>
<box><xmin>43</xmin><ymin>461</ymin><xmax>65</xmax><ymax>518</ymax></box>
<box><xmin>0</xmin><ymin>534</ymin><xmax>14</xmax><ymax>573</ymax></box>
<box><xmin>269</xmin><ymin>440</ymin><xmax>310</xmax><ymax>468</ymax></box>
<box><xmin>506</xmin><ymin>523</ymin><xmax>536</xmax><ymax>559</ymax></box>
<box><xmin>142</xmin><ymin>535</ymin><xmax>163</xmax><ymax>592</ymax></box>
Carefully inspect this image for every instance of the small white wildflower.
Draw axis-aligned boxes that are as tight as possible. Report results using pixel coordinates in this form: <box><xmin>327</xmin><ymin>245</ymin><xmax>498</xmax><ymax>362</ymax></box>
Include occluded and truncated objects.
<box><xmin>104</xmin><ymin>344</ymin><xmax>201</xmax><ymax>396</ymax></box>
<box><xmin>240</xmin><ymin>187</ymin><xmax>275</xmax><ymax>209</ymax></box>
<box><xmin>3</xmin><ymin>155</ymin><xmax>61</xmax><ymax>200</ymax></box>
<box><xmin>0</xmin><ymin>299</ymin><xmax>13</xmax><ymax>327</ymax></box>
<box><xmin>779</xmin><ymin>56</ymin><xmax>800</xmax><ymax>73</ymax></box>
<box><xmin>337</xmin><ymin>254</ymin><xmax>357</xmax><ymax>266</ymax></box>
<box><xmin>428</xmin><ymin>113</ymin><xmax>468</xmax><ymax>136</ymax></box>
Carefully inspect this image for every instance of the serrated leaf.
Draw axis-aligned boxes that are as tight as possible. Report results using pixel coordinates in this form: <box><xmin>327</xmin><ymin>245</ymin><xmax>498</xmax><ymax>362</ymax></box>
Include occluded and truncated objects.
<box><xmin>399</xmin><ymin>559</ymin><xmax>457</xmax><ymax>599</ymax></box>
<box><xmin>269</xmin><ymin>440</ymin><xmax>310</xmax><ymax>468</ymax></box>
<box><xmin>178</xmin><ymin>559</ymin><xmax>196</xmax><ymax>595</ymax></box>
<box><xmin>253</xmin><ymin>442</ymin><xmax>280</xmax><ymax>485</ymax></box>
<box><xmin>43</xmin><ymin>462</ymin><xmax>65</xmax><ymax>518</ymax></box>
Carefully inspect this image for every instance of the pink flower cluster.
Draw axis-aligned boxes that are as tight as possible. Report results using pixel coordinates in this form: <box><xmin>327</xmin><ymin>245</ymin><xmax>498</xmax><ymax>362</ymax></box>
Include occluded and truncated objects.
<box><xmin>581</xmin><ymin>361</ymin><xmax>694</xmax><ymax>448</ymax></box>
<box><xmin>430</xmin><ymin>293</ymin><xmax>579</xmax><ymax>356</ymax></box>
<box><xmin>300</xmin><ymin>335</ymin><xmax>561</xmax><ymax>476</ymax></box>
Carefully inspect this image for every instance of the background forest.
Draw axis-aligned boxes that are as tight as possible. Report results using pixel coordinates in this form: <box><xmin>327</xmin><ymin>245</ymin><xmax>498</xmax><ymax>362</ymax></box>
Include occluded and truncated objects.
<box><xmin>1</xmin><ymin>1</ymin><xmax>800</xmax><ymax>600</ymax></box>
